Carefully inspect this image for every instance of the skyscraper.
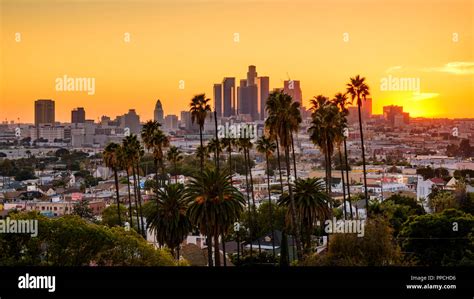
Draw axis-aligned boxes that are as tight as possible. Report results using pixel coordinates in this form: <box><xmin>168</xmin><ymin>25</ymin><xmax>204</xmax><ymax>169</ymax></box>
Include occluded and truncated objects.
<box><xmin>71</xmin><ymin>107</ymin><xmax>86</xmax><ymax>124</ymax></box>
<box><xmin>121</xmin><ymin>109</ymin><xmax>141</xmax><ymax>134</ymax></box>
<box><xmin>213</xmin><ymin>84</ymin><xmax>222</xmax><ymax>117</ymax></box>
<box><xmin>164</xmin><ymin>115</ymin><xmax>179</xmax><ymax>130</ymax></box>
<box><xmin>258</xmin><ymin>76</ymin><xmax>269</xmax><ymax>120</ymax></box>
<box><xmin>362</xmin><ymin>97</ymin><xmax>373</xmax><ymax>119</ymax></box>
<box><xmin>240</xmin><ymin>65</ymin><xmax>259</xmax><ymax>120</ymax></box>
<box><xmin>222</xmin><ymin>78</ymin><xmax>235</xmax><ymax>117</ymax></box>
<box><xmin>284</xmin><ymin>80</ymin><xmax>302</xmax><ymax>105</ymax></box>
<box><xmin>34</xmin><ymin>99</ymin><xmax>55</xmax><ymax>126</ymax></box>
<box><xmin>154</xmin><ymin>100</ymin><xmax>164</xmax><ymax>124</ymax></box>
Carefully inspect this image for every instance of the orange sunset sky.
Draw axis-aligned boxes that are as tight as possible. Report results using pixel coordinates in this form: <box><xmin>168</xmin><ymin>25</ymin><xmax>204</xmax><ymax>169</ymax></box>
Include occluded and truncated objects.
<box><xmin>1</xmin><ymin>0</ymin><xmax>473</xmax><ymax>123</ymax></box>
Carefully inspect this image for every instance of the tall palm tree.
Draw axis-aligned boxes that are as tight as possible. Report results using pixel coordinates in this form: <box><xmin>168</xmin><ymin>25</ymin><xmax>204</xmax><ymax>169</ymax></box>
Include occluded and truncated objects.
<box><xmin>278</xmin><ymin>178</ymin><xmax>330</xmax><ymax>254</ymax></box>
<box><xmin>141</xmin><ymin>121</ymin><xmax>170</xmax><ymax>188</ymax></box>
<box><xmin>207</xmin><ymin>138</ymin><xmax>222</xmax><ymax>167</ymax></box>
<box><xmin>309</xmin><ymin>95</ymin><xmax>342</xmax><ymax>204</ymax></box>
<box><xmin>333</xmin><ymin>92</ymin><xmax>353</xmax><ymax>219</ymax></box>
<box><xmin>221</xmin><ymin>138</ymin><xmax>236</xmax><ymax>183</ymax></box>
<box><xmin>265</xmin><ymin>90</ymin><xmax>303</xmax><ymax>260</ymax></box>
<box><xmin>103</xmin><ymin>142</ymin><xmax>123</xmax><ymax>226</ymax></box>
<box><xmin>186</xmin><ymin>169</ymin><xmax>245</xmax><ymax>266</ymax></box>
<box><xmin>166</xmin><ymin>146</ymin><xmax>183</xmax><ymax>184</ymax></box>
<box><xmin>256</xmin><ymin>135</ymin><xmax>277</xmax><ymax>258</ymax></box>
<box><xmin>190</xmin><ymin>94</ymin><xmax>212</xmax><ymax>173</ymax></box>
<box><xmin>144</xmin><ymin>183</ymin><xmax>191</xmax><ymax>259</ymax></box>
<box><xmin>346</xmin><ymin>75</ymin><xmax>371</xmax><ymax>216</ymax></box>
<box><xmin>117</xmin><ymin>144</ymin><xmax>134</xmax><ymax>229</ymax></box>
<box><xmin>123</xmin><ymin>135</ymin><xmax>146</xmax><ymax>237</ymax></box>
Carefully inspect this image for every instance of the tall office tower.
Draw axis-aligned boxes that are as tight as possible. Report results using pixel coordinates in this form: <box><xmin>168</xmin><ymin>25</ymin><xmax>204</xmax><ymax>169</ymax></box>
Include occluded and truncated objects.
<box><xmin>34</xmin><ymin>99</ymin><xmax>55</xmax><ymax>126</ymax></box>
<box><xmin>258</xmin><ymin>76</ymin><xmax>269</xmax><ymax>120</ymax></box>
<box><xmin>213</xmin><ymin>84</ymin><xmax>223</xmax><ymax>117</ymax></box>
<box><xmin>383</xmin><ymin>105</ymin><xmax>409</xmax><ymax>126</ymax></box>
<box><xmin>121</xmin><ymin>109</ymin><xmax>141</xmax><ymax>134</ymax></box>
<box><xmin>71</xmin><ymin>107</ymin><xmax>86</xmax><ymax>124</ymax></box>
<box><xmin>237</xmin><ymin>79</ymin><xmax>247</xmax><ymax>115</ymax></box>
<box><xmin>362</xmin><ymin>97</ymin><xmax>373</xmax><ymax>119</ymax></box>
<box><xmin>164</xmin><ymin>115</ymin><xmax>179</xmax><ymax>130</ymax></box>
<box><xmin>240</xmin><ymin>65</ymin><xmax>259</xmax><ymax>120</ymax></box>
<box><xmin>222</xmin><ymin>78</ymin><xmax>235</xmax><ymax>117</ymax></box>
<box><xmin>284</xmin><ymin>80</ymin><xmax>302</xmax><ymax>105</ymax></box>
<box><xmin>154</xmin><ymin>100</ymin><xmax>164</xmax><ymax>124</ymax></box>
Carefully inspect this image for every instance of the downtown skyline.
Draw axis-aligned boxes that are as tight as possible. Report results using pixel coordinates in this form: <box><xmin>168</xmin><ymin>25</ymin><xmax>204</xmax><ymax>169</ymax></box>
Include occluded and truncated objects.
<box><xmin>1</xmin><ymin>0</ymin><xmax>473</xmax><ymax>123</ymax></box>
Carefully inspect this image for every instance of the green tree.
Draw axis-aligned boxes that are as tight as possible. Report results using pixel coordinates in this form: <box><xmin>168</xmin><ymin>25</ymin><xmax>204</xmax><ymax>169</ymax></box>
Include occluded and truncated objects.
<box><xmin>72</xmin><ymin>199</ymin><xmax>94</xmax><ymax>221</ymax></box>
<box><xmin>102</xmin><ymin>204</ymin><xmax>128</xmax><ymax>227</ymax></box>
<box><xmin>143</xmin><ymin>183</ymin><xmax>191</xmax><ymax>259</ymax></box>
<box><xmin>399</xmin><ymin>209</ymin><xmax>474</xmax><ymax>266</ymax></box>
<box><xmin>279</xmin><ymin>178</ymin><xmax>330</xmax><ymax>254</ymax></box>
<box><xmin>186</xmin><ymin>168</ymin><xmax>245</xmax><ymax>266</ymax></box>
<box><xmin>166</xmin><ymin>146</ymin><xmax>183</xmax><ymax>183</ymax></box>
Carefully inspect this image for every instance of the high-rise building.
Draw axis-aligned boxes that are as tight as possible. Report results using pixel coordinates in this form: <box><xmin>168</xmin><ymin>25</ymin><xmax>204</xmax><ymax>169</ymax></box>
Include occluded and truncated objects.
<box><xmin>164</xmin><ymin>115</ymin><xmax>179</xmax><ymax>130</ymax></box>
<box><xmin>362</xmin><ymin>97</ymin><xmax>373</xmax><ymax>119</ymax></box>
<box><xmin>34</xmin><ymin>99</ymin><xmax>55</xmax><ymax>126</ymax></box>
<box><xmin>71</xmin><ymin>107</ymin><xmax>86</xmax><ymax>124</ymax></box>
<box><xmin>240</xmin><ymin>65</ymin><xmax>259</xmax><ymax>120</ymax></box>
<box><xmin>258</xmin><ymin>76</ymin><xmax>269</xmax><ymax>120</ymax></box>
<box><xmin>222</xmin><ymin>77</ymin><xmax>235</xmax><ymax>117</ymax></box>
<box><xmin>237</xmin><ymin>79</ymin><xmax>247</xmax><ymax>115</ymax></box>
<box><xmin>213</xmin><ymin>84</ymin><xmax>223</xmax><ymax>117</ymax></box>
<box><xmin>121</xmin><ymin>109</ymin><xmax>141</xmax><ymax>134</ymax></box>
<box><xmin>383</xmin><ymin>105</ymin><xmax>409</xmax><ymax>126</ymax></box>
<box><xmin>154</xmin><ymin>100</ymin><xmax>164</xmax><ymax>124</ymax></box>
<box><xmin>284</xmin><ymin>80</ymin><xmax>302</xmax><ymax>105</ymax></box>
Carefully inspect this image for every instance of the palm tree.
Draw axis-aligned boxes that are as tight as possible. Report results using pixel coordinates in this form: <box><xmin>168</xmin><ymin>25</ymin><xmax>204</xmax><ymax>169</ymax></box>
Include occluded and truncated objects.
<box><xmin>103</xmin><ymin>142</ymin><xmax>123</xmax><ymax>226</ymax></box>
<box><xmin>123</xmin><ymin>135</ymin><xmax>146</xmax><ymax>237</ymax></box>
<box><xmin>309</xmin><ymin>95</ymin><xmax>341</xmax><ymax>204</ymax></box>
<box><xmin>346</xmin><ymin>75</ymin><xmax>371</xmax><ymax>216</ymax></box>
<box><xmin>144</xmin><ymin>183</ymin><xmax>191</xmax><ymax>259</ymax></box>
<box><xmin>333</xmin><ymin>92</ymin><xmax>353</xmax><ymax>219</ymax></box>
<box><xmin>117</xmin><ymin>144</ymin><xmax>134</xmax><ymax>229</ymax></box>
<box><xmin>186</xmin><ymin>168</ymin><xmax>245</xmax><ymax>266</ymax></box>
<box><xmin>207</xmin><ymin>138</ymin><xmax>222</xmax><ymax>167</ymax></box>
<box><xmin>256</xmin><ymin>135</ymin><xmax>277</xmax><ymax>258</ymax></box>
<box><xmin>141</xmin><ymin>120</ymin><xmax>169</xmax><ymax>188</ymax></box>
<box><xmin>278</xmin><ymin>178</ymin><xmax>330</xmax><ymax>254</ymax></box>
<box><xmin>166</xmin><ymin>146</ymin><xmax>183</xmax><ymax>184</ymax></box>
<box><xmin>190</xmin><ymin>94</ymin><xmax>212</xmax><ymax>173</ymax></box>
<box><xmin>265</xmin><ymin>90</ymin><xmax>303</xmax><ymax>260</ymax></box>
<box><xmin>221</xmin><ymin>138</ymin><xmax>236</xmax><ymax>182</ymax></box>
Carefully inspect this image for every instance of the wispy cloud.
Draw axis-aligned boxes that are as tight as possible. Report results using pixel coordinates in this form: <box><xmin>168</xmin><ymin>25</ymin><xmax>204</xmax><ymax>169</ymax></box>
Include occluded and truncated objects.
<box><xmin>385</xmin><ymin>66</ymin><xmax>402</xmax><ymax>73</ymax></box>
<box><xmin>385</xmin><ymin>62</ymin><xmax>474</xmax><ymax>75</ymax></box>
<box><xmin>422</xmin><ymin>62</ymin><xmax>474</xmax><ymax>75</ymax></box>
<box><xmin>411</xmin><ymin>92</ymin><xmax>439</xmax><ymax>101</ymax></box>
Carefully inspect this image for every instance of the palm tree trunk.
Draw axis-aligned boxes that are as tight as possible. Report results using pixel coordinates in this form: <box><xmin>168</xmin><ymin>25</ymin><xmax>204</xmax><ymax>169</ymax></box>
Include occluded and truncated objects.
<box><xmin>290</xmin><ymin>132</ymin><xmax>298</xmax><ymax>180</ymax></box>
<box><xmin>327</xmin><ymin>140</ymin><xmax>333</xmax><ymax>208</ymax></box>
<box><xmin>357</xmin><ymin>101</ymin><xmax>369</xmax><ymax>217</ymax></box>
<box><xmin>113</xmin><ymin>169</ymin><xmax>122</xmax><ymax>225</ymax></box>
<box><xmin>222</xmin><ymin>234</ymin><xmax>227</xmax><ymax>267</ymax></box>
<box><xmin>275</xmin><ymin>138</ymin><xmax>284</xmax><ymax>192</ymax></box>
<box><xmin>135</xmin><ymin>163</ymin><xmax>146</xmax><ymax>237</ymax></box>
<box><xmin>243</xmin><ymin>148</ymin><xmax>253</xmax><ymax>257</ymax></box>
<box><xmin>246</xmin><ymin>148</ymin><xmax>261</xmax><ymax>254</ymax></box>
<box><xmin>199</xmin><ymin>126</ymin><xmax>204</xmax><ymax>173</ymax></box>
<box><xmin>214</xmin><ymin>232</ymin><xmax>221</xmax><ymax>266</ymax></box>
<box><xmin>131</xmin><ymin>166</ymin><xmax>142</xmax><ymax>235</ymax></box>
<box><xmin>284</xmin><ymin>145</ymin><xmax>303</xmax><ymax>260</ymax></box>
<box><xmin>338</xmin><ymin>146</ymin><xmax>347</xmax><ymax>220</ymax></box>
<box><xmin>343</xmin><ymin>138</ymin><xmax>353</xmax><ymax>219</ymax></box>
<box><xmin>125</xmin><ymin>168</ymin><xmax>133</xmax><ymax>229</ymax></box>
<box><xmin>266</xmin><ymin>153</ymin><xmax>276</xmax><ymax>259</ymax></box>
<box><xmin>154</xmin><ymin>158</ymin><xmax>160</xmax><ymax>188</ymax></box>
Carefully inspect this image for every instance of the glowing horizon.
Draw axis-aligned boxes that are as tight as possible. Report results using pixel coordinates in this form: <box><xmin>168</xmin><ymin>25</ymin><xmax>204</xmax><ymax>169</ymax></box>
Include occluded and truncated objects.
<box><xmin>1</xmin><ymin>0</ymin><xmax>473</xmax><ymax>123</ymax></box>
